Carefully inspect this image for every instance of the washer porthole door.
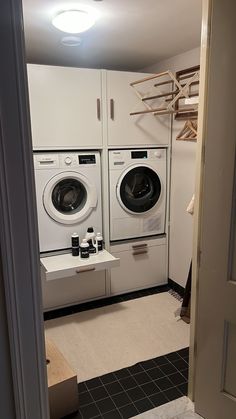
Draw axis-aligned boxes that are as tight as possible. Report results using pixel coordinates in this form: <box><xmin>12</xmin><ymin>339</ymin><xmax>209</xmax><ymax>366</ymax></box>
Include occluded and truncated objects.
<box><xmin>43</xmin><ymin>172</ymin><xmax>97</xmax><ymax>224</ymax></box>
<box><xmin>117</xmin><ymin>165</ymin><xmax>162</xmax><ymax>214</ymax></box>
<box><xmin>52</xmin><ymin>178</ymin><xmax>87</xmax><ymax>214</ymax></box>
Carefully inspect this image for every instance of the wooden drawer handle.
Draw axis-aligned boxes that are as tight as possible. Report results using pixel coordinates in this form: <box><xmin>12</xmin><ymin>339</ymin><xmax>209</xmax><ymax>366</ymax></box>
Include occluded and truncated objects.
<box><xmin>132</xmin><ymin>243</ymin><xmax>148</xmax><ymax>249</ymax></box>
<box><xmin>132</xmin><ymin>250</ymin><xmax>148</xmax><ymax>256</ymax></box>
<box><xmin>76</xmin><ymin>267</ymin><xmax>96</xmax><ymax>274</ymax></box>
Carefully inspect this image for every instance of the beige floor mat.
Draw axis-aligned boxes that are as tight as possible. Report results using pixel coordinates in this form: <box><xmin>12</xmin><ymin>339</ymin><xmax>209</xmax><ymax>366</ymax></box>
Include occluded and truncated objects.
<box><xmin>45</xmin><ymin>292</ymin><xmax>189</xmax><ymax>382</ymax></box>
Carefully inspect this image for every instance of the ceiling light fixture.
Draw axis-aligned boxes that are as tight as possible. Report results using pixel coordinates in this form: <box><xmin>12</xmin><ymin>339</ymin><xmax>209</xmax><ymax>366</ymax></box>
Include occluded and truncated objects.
<box><xmin>52</xmin><ymin>9</ymin><xmax>98</xmax><ymax>34</ymax></box>
<box><xmin>61</xmin><ymin>36</ymin><xmax>82</xmax><ymax>47</ymax></box>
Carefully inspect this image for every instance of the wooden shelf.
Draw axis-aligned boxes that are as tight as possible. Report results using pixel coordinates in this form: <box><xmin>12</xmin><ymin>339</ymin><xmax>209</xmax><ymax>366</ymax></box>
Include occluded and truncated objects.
<box><xmin>41</xmin><ymin>250</ymin><xmax>120</xmax><ymax>281</ymax></box>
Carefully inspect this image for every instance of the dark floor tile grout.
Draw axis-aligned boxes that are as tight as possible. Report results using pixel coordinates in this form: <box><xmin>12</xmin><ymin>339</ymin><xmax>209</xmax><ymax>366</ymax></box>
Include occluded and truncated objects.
<box><xmin>68</xmin><ymin>347</ymin><xmax>189</xmax><ymax>419</ymax></box>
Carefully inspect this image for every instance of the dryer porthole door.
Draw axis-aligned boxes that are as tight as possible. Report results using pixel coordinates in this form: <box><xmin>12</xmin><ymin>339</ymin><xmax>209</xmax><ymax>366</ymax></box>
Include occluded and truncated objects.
<box><xmin>117</xmin><ymin>165</ymin><xmax>162</xmax><ymax>214</ymax></box>
<box><xmin>43</xmin><ymin>172</ymin><xmax>97</xmax><ymax>225</ymax></box>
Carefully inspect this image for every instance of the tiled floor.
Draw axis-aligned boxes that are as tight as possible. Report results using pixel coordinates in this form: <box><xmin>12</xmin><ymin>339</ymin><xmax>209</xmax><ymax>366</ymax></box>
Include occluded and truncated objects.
<box><xmin>132</xmin><ymin>396</ymin><xmax>203</xmax><ymax>418</ymax></box>
<box><xmin>64</xmin><ymin>347</ymin><xmax>189</xmax><ymax>419</ymax></box>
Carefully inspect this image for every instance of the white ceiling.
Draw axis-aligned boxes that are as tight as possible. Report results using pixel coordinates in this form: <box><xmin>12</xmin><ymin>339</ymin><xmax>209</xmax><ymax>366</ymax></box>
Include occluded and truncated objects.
<box><xmin>23</xmin><ymin>0</ymin><xmax>202</xmax><ymax>71</ymax></box>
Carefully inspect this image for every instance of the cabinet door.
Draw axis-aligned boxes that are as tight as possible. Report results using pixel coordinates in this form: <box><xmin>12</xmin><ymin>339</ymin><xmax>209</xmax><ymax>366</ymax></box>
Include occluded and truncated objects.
<box><xmin>110</xmin><ymin>241</ymin><xmax>167</xmax><ymax>295</ymax></box>
<box><xmin>27</xmin><ymin>64</ymin><xmax>102</xmax><ymax>149</ymax></box>
<box><xmin>106</xmin><ymin>70</ymin><xmax>170</xmax><ymax>147</ymax></box>
<box><xmin>42</xmin><ymin>269</ymin><xmax>106</xmax><ymax>310</ymax></box>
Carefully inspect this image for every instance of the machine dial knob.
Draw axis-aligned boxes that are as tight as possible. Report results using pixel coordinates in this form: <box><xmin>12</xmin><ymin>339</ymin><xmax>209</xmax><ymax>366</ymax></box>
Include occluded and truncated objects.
<box><xmin>65</xmin><ymin>157</ymin><xmax>72</xmax><ymax>165</ymax></box>
<box><xmin>154</xmin><ymin>151</ymin><xmax>162</xmax><ymax>158</ymax></box>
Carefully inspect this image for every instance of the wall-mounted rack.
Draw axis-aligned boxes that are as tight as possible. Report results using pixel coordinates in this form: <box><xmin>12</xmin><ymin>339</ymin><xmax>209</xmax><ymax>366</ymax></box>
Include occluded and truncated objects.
<box><xmin>175</xmin><ymin>65</ymin><xmax>200</xmax><ymax>120</ymax></box>
<box><xmin>176</xmin><ymin>120</ymin><xmax>198</xmax><ymax>141</ymax></box>
<box><xmin>130</xmin><ymin>69</ymin><xmax>200</xmax><ymax>118</ymax></box>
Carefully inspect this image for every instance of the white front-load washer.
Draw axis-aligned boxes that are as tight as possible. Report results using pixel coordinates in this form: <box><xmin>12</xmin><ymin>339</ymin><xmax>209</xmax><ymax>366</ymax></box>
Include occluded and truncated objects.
<box><xmin>109</xmin><ymin>148</ymin><xmax>167</xmax><ymax>241</ymax></box>
<box><xmin>34</xmin><ymin>151</ymin><xmax>102</xmax><ymax>253</ymax></box>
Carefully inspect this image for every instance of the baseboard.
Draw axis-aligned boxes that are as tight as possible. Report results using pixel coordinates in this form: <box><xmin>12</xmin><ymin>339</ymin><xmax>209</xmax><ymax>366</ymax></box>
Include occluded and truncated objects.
<box><xmin>168</xmin><ymin>278</ymin><xmax>185</xmax><ymax>298</ymax></box>
<box><xmin>44</xmin><ymin>284</ymin><xmax>170</xmax><ymax>321</ymax></box>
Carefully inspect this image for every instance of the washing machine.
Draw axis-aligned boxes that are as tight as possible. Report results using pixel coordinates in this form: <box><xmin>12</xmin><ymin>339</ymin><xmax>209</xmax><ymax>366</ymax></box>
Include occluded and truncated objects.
<box><xmin>34</xmin><ymin>151</ymin><xmax>102</xmax><ymax>253</ymax></box>
<box><xmin>109</xmin><ymin>148</ymin><xmax>167</xmax><ymax>241</ymax></box>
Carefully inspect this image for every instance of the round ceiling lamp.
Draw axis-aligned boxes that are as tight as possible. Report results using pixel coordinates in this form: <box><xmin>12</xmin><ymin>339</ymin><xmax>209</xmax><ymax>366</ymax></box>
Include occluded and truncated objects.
<box><xmin>61</xmin><ymin>36</ymin><xmax>82</xmax><ymax>47</ymax></box>
<box><xmin>52</xmin><ymin>9</ymin><xmax>98</xmax><ymax>34</ymax></box>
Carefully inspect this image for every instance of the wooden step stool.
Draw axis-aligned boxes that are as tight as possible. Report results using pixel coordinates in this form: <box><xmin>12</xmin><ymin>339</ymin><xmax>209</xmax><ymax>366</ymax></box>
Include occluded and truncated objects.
<box><xmin>46</xmin><ymin>339</ymin><xmax>78</xmax><ymax>419</ymax></box>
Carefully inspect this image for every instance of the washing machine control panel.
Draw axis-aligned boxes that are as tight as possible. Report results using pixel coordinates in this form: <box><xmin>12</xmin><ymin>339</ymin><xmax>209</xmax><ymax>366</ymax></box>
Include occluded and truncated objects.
<box><xmin>153</xmin><ymin>150</ymin><xmax>162</xmax><ymax>158</ymax></box>
<box><xmin>64</xmin><ymin>157</ymin><xmax>72</xmax><ymax>165</ymax></box>
<box><xmin>59</xmin><ymin>154</ymin><xmax>78</xmax><ymax>167</ymax></box>
<box><xmin>34</xmin><ymin>153</ymin><xmax>98</xmax><ymax>169</ymax></box>
<box><xmin>60</xmin><ymin>154</ymin><xmax>97</xmax><ymax>167</ymax></box>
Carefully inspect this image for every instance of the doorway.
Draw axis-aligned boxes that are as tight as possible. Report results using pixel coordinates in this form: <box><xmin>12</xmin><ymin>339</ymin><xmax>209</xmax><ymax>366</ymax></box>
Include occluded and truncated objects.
<box><xmin>0</xmin><ymin>0</ymin><xmax>206</xmax><ymax>418</ymax></box>
<box><xmin>23</xmin><ymin>1</ymin><xmax>202</xmax><ymax>418</ymax></box>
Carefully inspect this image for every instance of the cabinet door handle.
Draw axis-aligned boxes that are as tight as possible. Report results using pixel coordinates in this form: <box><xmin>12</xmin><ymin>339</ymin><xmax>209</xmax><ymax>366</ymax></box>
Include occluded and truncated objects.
<box><xmin>132</xmin><ymin>243</ymin><xmax>148</xmax><ymax>249</ymax></box>
<box><xmin>132</xmin><ymin>250</ymin><xmax>148</xmax><ymax>256</ymax></box>
<box><xmin>76</xmin><ymin>267</ymin><xmax>96</xmax><ymax>274</ymax></box>
<box><xmin>97</xmin><ymin>98</ymin><xmax>101</xmax><ymax>121</ymax></box>
<box><xmin>110</xmin><ymin>99</ymin><xmax>114</xmax><ymax>120</ymax></box>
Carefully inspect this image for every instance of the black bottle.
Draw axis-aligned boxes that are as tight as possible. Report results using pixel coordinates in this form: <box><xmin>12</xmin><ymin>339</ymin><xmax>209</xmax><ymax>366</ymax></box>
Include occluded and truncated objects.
<box><xmin>96</xmin><ymin>233</ymin><xmax>103</xmax><ymax>251</ymax></box>
<box><xmin>80</xmin><ymin>239</ymin><xmax>90</xmax><ymax>259</ymax></box>
<box><xmin>71</xmin><ymin>233</ymin><xmax>79</xmax><ymax>256</ymax></box>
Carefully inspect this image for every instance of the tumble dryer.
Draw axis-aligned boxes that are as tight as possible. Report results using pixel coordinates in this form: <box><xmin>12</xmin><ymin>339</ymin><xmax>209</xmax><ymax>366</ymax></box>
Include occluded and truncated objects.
<box><xmin>34</xmin><ymin>151</ymin><xmax>102</xmax><ymax>253</ymax></box>
<box><xmin>109</xmin><ymin>148</ymin><xmax>167</xmax><ymax>241</ymax></box>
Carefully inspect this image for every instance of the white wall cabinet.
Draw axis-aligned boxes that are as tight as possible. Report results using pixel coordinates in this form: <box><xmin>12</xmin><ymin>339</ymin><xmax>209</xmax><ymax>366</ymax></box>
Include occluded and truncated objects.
<box><xmin>27</xmin><ymin>64</ymin><xmax>103</xmax><ymax>149</ymax></box>
<box><xmin>27</xmin><ymin>65</ymin><xmax>170</xmax><ymax>150</ymax></box>
<box><xmin>106</xmin><ymin>70</ymin><xmax>170</xmax><ymax>147</ymax></box>
<box><xmin>110</xmin><ymin>237</ymin><xmax>167</xmax><ymax>295</ymax></box>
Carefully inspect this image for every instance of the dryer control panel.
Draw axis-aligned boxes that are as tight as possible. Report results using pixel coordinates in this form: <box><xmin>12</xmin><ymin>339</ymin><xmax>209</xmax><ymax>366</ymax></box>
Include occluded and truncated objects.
<box><xmin>109</xmin><ymin>148</ymin><xmax>166</xmax><ymax>168</ymax></box>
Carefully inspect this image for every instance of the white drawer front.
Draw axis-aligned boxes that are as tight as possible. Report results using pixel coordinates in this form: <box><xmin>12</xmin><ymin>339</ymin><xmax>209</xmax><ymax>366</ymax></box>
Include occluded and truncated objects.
<box><xmin>111</xmin><ymin>236</ymin><xmax>166</xmax><ymax>253</ymax></box>
<box><xmin>41</xmin><ymin>250</ymin><xmax>120</xmax><ymax>281</ymax></box>
<box><xmin>42</xmin><ymin>269</ymin><xmax>106</xmax><ymax>310</ymax></box>
<box><xmin>110</xmin><ymin>243</ymin><xmax>167</xmax><ymax>295</ymax></box>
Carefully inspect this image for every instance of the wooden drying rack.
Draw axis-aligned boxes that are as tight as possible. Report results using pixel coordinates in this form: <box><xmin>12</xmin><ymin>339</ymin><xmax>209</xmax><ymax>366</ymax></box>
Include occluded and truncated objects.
<box><xmin>176</xmin><ymin>120</ymin><xmax>198</xmax><ymax>141</ymax></box>
<box><xmin>129</xmin><ymin>69</ymin><xmax>200</xmax><ymax>118</ymax></box>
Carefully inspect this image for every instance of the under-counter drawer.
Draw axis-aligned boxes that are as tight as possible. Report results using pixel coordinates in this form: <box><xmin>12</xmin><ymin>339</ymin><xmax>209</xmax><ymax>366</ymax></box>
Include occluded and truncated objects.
<box><xmin>41</xmin><ymin>250</ymin><xmax>120</xmax><ymax>281</ymax></box>
<box><xmin>42</xmin><ymin>269</ymin><xmax>106</xmax><ymax>310</ymax></box>
<box><xmin>110</xmin><ymin>238</ymin><xmax>167</xmax><ymax>295</ymax></box>
<box><xmin>111</xmin><ymin>236</ymin><xmax>166</xmax><ymax>253</ymax></box>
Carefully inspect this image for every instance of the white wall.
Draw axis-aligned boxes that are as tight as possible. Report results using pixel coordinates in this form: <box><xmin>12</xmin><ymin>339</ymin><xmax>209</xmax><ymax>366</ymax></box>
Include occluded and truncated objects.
<box><xmin>144</xmin><ymin>47</ymin><xmax>200</xmax><ymax>287</ymax></box>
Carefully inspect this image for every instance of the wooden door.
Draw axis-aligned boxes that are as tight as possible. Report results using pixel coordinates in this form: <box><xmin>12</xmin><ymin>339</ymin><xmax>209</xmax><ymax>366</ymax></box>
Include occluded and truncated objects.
<box><xmin>27</xmin><ymin>65</ymin><xmax>102</xmax><ymax>149</ymax></box>
<box><xmin>193</xmin><ymin>1</ymin><xmax>236</xmax><ymax>418</ymax></box>
<box><xmin>106</xmin><ymin>70</ymin><xmax>170</xmax><ymax>147</ymax></box>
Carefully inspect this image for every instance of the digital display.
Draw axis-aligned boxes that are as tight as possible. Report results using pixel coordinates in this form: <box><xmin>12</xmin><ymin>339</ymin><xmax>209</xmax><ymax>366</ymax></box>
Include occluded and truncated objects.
<box><xmin>79</xmin><ymin>155</ymin><xmax>96</xmax><ymax>164</ymax></box>
<box><xmin>131</xmin><ymin>151</ymin><xmax>148</xmax><ymax>159</ymax></box>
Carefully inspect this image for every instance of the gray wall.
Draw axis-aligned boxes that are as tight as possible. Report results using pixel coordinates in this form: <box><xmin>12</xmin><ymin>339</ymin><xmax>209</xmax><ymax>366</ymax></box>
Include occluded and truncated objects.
<box><xmin>144</xmin><ymin>47</ymin><xmax>200</xmax><ymax>287</ymax></box>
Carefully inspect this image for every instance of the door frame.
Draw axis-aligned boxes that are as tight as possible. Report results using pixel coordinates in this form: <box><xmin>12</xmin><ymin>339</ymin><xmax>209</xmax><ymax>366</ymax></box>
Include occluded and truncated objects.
<box><xmin>190</xmin><ymin>1</ymin><xmax>236</xmax><ymax>416</ymax></box>
<box><xmin>0</xmin><ymin>0</ymin><xmax>49</xmax><ymax>417</ymax></box>
<box><xmin>0</xmin><ymin>0</ymin><xmax>213</xmax><ymax>416</ymax></box>
<box><xmin>189</xmin><ymin>0</ymin><xmax>212</xmax><ymax>400</ymax></box>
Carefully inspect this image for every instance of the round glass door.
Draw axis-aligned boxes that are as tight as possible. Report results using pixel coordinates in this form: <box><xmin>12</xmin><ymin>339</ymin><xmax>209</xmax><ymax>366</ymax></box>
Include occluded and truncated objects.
<box><xmin>43</xmin><ymin>172</ymin><xmax>97</xmax><ymax>225</ymax></box>
<box><xmin>118</xmin><ymin>166</ymin><xmax>161</xmax><ymax>214</ymax></box>
<box><xmin>52</xmin><ymin>178</ymin><xmax>87</xmax><ymax>214</ymax></box>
